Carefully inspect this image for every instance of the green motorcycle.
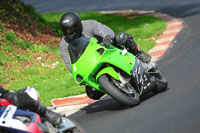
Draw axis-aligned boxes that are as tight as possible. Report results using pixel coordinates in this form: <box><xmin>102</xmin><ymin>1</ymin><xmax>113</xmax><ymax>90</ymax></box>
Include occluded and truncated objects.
<box><xmin>68</xmin><ymin>37</ymin><xmax>168</xmax><ymax>106</ymax></box>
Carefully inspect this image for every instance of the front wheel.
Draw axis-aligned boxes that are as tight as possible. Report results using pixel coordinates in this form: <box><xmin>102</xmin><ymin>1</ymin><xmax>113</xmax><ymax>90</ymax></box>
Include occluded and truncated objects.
<box><xmin>98</xmin><ymin>74</ymin><xmax>140</xmax><ymax>106</ymax></box>
<box><xmin>149</xmin><ymin>68</ymin><xmax>168</xmax><ymax>93</ymax></box>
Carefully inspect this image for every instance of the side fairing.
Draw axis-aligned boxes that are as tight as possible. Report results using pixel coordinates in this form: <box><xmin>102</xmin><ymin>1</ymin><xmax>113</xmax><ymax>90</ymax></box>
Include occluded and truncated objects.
<box><xmin>132</xmin><ymin>59</ymin><xmax>152</xmax><ymax>95</ymax></box>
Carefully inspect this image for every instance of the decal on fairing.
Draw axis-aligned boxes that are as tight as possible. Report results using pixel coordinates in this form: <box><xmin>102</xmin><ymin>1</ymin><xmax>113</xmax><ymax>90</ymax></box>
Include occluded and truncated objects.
<box><xmin>0</xmin><ymin>105</ymin><xmax>30</xmax><ymax>130</ymax></box>
<box><xmin>132</xmin><ymin>59</ymin><xmax>151</xmax><ymax>95</ymax></box>
<box><xmin>73</xmin><ymin>64</ymin><xmax>77</xmax><ymax>72</ymax></box>
<box><xmin>0</xmin><ymin>105</ymin><xmax>17</xmax><ymax>127</ymax></box>
<box><xmin>132</xmin><ymin>59</ymin><xmax>144</xmax><ymax>94</ymax></box>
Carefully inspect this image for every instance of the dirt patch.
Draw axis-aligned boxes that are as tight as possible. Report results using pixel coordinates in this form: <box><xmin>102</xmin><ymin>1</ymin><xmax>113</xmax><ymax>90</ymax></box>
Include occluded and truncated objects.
<box><xmin>0</xmin><ymin>0</ymin><xmax>61</xmax><ymax>46</ymax></box>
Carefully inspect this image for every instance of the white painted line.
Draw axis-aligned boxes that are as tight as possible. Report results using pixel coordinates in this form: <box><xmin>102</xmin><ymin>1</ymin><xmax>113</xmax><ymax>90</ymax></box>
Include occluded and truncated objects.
<box><xmin>163</xmin><ymin>29</ymin><xmax>181</xmax><ymax>34</ymax></box>
<box><xmin>52</xmin><ymin>94</ymin><xmax>87</xmax><ymax>101</ymax></box>
<box><xmin>156</xmin><ymin>36</ymin><xmax>174</xmax><ymax>43</ymax></box>
<box><xmin>167</xmin><ymin>21</ymin><xmax>183</xmax><ymax>27</ymax></box>
<box><xmin>153</xmin><ymin>13</ymin><xmax>169</xmax><ymax>18</ymax></box>
<box><xmin>53</xmin><ymin>104</ymin><xmax>89</xmax><ymax>116</ymax></box>
<box><xmin>149</xmin><ymin>45</ymin><xmax>170</xmax><ymax>53</ymax></box>
<box><xmin>151</xmin><ymin>55</ymin><xmax>161</xmax><ymax>62</ymax></box>
<box><xmin>51</xmin><ymin>94</ymin><xmax>88</xmax><ymax>107</ymax></box>
<box><xmin>136</xmin><ymin>10</ymin><xmax>155</xmax><ymax>14</ymax></box>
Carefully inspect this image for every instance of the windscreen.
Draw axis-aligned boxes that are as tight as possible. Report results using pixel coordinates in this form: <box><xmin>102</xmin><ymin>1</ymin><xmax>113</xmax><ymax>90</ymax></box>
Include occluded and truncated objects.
<box><xmin>68</xmin><ymin>37</ymin><xmax>90</xmax><ymax>64</ymax></box>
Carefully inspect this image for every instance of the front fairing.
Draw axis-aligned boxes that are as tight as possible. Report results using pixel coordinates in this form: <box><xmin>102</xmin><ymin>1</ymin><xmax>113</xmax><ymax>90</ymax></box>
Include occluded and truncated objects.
<box><xmin>70</xmin><ymin>37</ymin><xmax>136</xmax><ymax>92</ymax></box>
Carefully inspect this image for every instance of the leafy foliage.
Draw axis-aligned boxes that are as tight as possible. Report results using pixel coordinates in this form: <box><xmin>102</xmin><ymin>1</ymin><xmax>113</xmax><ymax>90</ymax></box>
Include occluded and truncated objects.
<box><xmin>0</xmin><ymin>0</ymin><xmax>46</xmax><ymax>25</ymax></box>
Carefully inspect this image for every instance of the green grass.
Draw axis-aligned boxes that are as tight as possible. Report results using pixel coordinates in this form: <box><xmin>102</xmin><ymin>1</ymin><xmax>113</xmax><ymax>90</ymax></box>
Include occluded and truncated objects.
<box><xmin>0</xmin><ymin>35</ymin><xmax>84</xmax><ymax>105</ymax></box>
<box><xmin>0</xmin><ymin>25</ymin><xmax>84</xmax><ymax>105</ymax></box>
<box><xmin>6</xmin><ymin>62</ymin><xmax>85</xmax><ymax>105</ymax></box>
<box><xmin>1</xmin><ymin>12</ymin><xmax>166</xmax><ymax>106</ymax></box>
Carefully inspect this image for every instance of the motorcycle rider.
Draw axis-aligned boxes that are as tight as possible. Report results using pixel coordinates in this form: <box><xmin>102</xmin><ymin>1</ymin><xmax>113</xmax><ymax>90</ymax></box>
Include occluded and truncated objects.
<box><xmin>59</xmin><ymin>12</ymin><xmax>151</xmax><ymax>100</ymax></box>
<box><xmin>0</xmin><ymin>86</ymin><xmax>62</xmax><ymax>126</ymax></box>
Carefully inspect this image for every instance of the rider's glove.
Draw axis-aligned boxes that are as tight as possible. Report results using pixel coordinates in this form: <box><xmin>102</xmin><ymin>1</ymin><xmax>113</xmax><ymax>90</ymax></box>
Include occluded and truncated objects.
<box><xmin>44</xmin><ymin>108</ymin><xmax>63</xmax><ymax>126</ymax></box>
<box><xmin>103</xmin><ymin>35</ymin><xmax>114</xmax><ymax>46</ymax></box>
<box><xmin>136</xmin><ymin>51</ymin><xmax>151</xmax><ymax>63</ymax></box>
<box><xmin>115</xmin><ymin>32</ymin><xmax>133</xmax><ymax>46</ymax></box>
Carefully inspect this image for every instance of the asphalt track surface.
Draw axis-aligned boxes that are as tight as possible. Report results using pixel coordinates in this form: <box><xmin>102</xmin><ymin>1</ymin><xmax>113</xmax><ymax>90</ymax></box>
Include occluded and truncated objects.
<box><xmin>22</xmin><ymin>0</ymin><xmax>200</xmax><ymax>132</ymax></box>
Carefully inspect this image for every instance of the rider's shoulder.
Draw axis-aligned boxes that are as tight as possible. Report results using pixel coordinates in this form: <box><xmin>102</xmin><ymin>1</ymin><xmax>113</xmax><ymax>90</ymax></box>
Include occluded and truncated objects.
<box><xmin>82</xmin><ymin>20</ymin><xmax>98</xmax><ymax>25</ymax></box>
<box><xmin>59</xmin><ymin>36</ymin><xmax>69</xmax><ymax>46</ymax></box>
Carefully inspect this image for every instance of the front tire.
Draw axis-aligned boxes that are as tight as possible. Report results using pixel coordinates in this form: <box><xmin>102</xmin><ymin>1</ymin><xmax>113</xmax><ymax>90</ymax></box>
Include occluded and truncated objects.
<box><xmin>98</xmin><ymin>74</ymin><xmax>140</xmax><ymax>106</ymax></box>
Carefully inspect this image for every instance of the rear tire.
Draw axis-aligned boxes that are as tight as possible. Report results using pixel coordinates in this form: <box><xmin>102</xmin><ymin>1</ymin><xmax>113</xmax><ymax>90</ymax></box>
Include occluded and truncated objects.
<box><xmin>85</xmin><ymin>85</ymin><xmax>105</xmax><ymax>100</ymax></box>
<box><xmin>98</xmin><ymin>74</ymin><xmax>140</xmax><ymax>106</ymax></box>
<box><xmin>150</xmin><ymin>68</ymin><xmax>168</xmax><ymax>93</ymax></box>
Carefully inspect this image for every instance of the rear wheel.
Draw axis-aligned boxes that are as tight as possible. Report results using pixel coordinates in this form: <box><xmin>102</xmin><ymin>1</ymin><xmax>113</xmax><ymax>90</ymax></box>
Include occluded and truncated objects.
<box><xmin>149</xmin><ymin>68</ymin><xmax>168</xmax><ymax>93</ymax></box>
<box><xmin>85</xmin><ymin>85</ymin><xmax>105</xmax><ymax>100</ymax></box>
<box><xmin>98</xmin><ymin>74</ymin><xmax>140</xmax><ymax>106</ymax></box>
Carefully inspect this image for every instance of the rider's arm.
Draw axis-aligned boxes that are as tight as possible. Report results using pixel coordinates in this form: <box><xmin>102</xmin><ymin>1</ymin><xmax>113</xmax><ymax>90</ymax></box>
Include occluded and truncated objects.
<box><xmin>59</xmin><ymin>37</ymin><xmax>72</xmax><ymax>72</ymax></box>
<box><xmin>85</xmin><ymin>20</ymin><xmax>115</xmax><ymax>40</ymax></box>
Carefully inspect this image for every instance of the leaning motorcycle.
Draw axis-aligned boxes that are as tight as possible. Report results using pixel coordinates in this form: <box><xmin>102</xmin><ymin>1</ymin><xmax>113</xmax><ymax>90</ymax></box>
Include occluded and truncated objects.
<box><xmin>68</xmin><ymin>37</ymin><xmax>168</xmax><ymax>106</ymax></box>
<box><xmin>0</xmin><ymin>99</ymin><xmax>81</xmax><ymax>133</ymax></box>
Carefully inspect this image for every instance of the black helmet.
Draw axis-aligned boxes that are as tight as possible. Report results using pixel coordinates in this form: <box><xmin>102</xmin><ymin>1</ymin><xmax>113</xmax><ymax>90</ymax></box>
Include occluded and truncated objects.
<box><xmin>60</xmin><ymin>12</ymin><xmax>83</xmax><ymax>41</ymax></box>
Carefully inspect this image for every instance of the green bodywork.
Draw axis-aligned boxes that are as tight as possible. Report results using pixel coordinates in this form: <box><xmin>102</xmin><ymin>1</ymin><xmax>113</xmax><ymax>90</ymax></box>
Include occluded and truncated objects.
<box><xmin>71</xmin><ymin>38</ymin><xmax>136</xmax><ymax>93</ymax></box>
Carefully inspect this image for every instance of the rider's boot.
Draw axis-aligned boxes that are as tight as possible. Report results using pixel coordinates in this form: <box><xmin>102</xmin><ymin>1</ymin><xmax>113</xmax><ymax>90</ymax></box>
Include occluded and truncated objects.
<box><xmin>114</xmin><ymin>32</ymin><xmax>151</xmax><ymax>63</ymax></box>
<box><xmin>125</xmin><ymin>38</ymin><xmax>151</xmax><ymax>63</ymax></box>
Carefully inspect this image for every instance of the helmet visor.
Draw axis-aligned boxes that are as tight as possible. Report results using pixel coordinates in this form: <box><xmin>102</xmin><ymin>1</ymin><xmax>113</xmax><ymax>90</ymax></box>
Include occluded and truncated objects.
<box><xmin>66</xmin><ymin>27</ymin><xmax>75</xmax><ymax>35</ymax></box>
